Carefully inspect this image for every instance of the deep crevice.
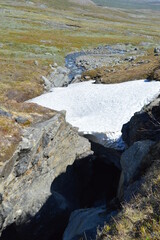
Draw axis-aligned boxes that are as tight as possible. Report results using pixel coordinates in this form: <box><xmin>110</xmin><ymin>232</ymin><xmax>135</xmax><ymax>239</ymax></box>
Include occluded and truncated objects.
<box><xmin>1</xmin><ymin>143</ymin><xmax>121</xmax><ymax>240</ymax></box>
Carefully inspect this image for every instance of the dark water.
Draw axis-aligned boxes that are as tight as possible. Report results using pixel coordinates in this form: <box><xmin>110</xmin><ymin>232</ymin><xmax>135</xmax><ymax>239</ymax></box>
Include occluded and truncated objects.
<box><xmin>65</xmin><ymin>51</ymin><xmax>86</xmax><ymax>81</ymax></box>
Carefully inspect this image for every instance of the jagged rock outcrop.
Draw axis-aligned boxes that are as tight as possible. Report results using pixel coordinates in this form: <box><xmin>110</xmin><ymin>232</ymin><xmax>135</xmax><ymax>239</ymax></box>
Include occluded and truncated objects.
<box><xmin>119</xmin><ymin>97</ymin><xmax>160</xmax><ymax>200</ymax></box>
<box><xmin>122</xmin><ymin>97</ymin><xmax>160</xmax><ymax>146</ymax></box>
<box><xmin>0</xmin><ymin>111</ymin><xmax>92</xmax><ymax>239</ymax></box>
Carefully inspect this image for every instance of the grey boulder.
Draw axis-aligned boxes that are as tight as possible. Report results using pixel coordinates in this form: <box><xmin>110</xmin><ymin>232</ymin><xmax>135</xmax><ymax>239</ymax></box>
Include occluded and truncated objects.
<box><xmin>154</xmin><ymin>47</ymin><xmax>160</xmax><ymax>53</ymax></box>
<box><xmin>121</xmin><ymin>140</ymin><xmax>154</xmax><ymax>185</ymax></box>
<box><xmin>49</xmin><ymin>66</ymin><xmax>70</xmax><ymax>87</ymax></box>
<box><xmin>63</xmin><ymin>206</ymin><xmax>116</xmax><ymax>240</ymax></box>
<box><xmin>118</xmin><ymin>140</ymin><xmax>155</xmax><ymax>199</ymax></box>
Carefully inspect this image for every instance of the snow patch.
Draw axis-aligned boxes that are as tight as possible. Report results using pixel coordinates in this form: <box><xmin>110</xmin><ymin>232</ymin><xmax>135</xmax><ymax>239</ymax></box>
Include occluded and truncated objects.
<box><xmin>30</xmin><ymin>80</ymin><xmax>160</xmax><ymax>149</ymax></box>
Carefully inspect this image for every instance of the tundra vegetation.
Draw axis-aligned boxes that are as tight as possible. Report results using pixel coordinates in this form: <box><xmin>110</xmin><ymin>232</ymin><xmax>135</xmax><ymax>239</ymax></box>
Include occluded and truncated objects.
<box><xmin>0</xmin><ymin>0</ymin><xmax>160</xmax><ymax>238</ymax></box>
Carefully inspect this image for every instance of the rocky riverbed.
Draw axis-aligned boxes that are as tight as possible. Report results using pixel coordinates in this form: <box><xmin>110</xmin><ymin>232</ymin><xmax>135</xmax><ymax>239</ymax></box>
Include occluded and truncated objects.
<box><xmin>41</xmin><ymin>43</ymin><xmax>148</xmax><ymax>89</ymax></box>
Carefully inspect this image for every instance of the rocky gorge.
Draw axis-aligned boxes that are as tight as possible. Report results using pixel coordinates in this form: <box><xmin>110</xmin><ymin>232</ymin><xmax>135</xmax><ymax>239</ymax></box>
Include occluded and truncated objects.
<box><xmin>0</xmin><ymin>43</ymin><xmax>160</xmax><ymax>240</ymax></box>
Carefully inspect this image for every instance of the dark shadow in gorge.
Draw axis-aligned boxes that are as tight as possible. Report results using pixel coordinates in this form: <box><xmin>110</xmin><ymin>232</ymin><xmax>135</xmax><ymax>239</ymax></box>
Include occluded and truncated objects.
<box><xmin>1</xmin><ymin>149</ymin><xmax>121</xmax><ymax>240</ymax></box>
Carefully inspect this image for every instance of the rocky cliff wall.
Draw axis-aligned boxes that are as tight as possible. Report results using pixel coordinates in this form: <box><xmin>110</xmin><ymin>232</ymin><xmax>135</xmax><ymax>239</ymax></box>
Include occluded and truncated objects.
<box><xmin>0</xmin><ymin>111</ymin><xmax>92</xmax><ymax>239</ymax></box>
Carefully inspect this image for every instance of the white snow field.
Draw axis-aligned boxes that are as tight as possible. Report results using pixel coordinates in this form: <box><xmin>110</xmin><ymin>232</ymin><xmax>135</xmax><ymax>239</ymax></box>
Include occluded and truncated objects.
<box><xmin>30</xmin><ymin>80</ymin><xmax>160</xmax><ymax>149</ymax></box>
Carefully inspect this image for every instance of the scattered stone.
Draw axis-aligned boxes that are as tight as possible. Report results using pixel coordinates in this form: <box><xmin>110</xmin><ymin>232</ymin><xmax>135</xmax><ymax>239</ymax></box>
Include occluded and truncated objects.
<box><xmin>57</xmin><ymin>66</ymin><xmax>68</xmax><ymax>75</ymax></box>
<box><xmin>139</xmin><ymin>42</ymin><xmax>152</xmax><ymax>47</ymax></box>
<box><xmin>84</xmin><ymin>75</ymin><xmax>91</xmax><ymax>80</ymax></box>
<box><xmin>124</xmin><ymin>56</ymin><xmax>135</xmax><ymax>62</ymax></box>
<box><xmin>15</xmin><ymin>116</ymin><xmax>29</xmax><ymax>124</ymax></box>
<box><xmin>42</xmin><ymin>76</ymin><xmax>52</xmax><ymax>90</ymax></box>
<box><xmin>0</xmin><ymin>109</ymin><xmax>12</xmax><ymax>118</ymax></box>
<box><xmin>49</xmin><ymin>64</ymin><xmax>54</xmax><ymax>70</ymax></box>
<box><xmin>154</xmin><ymin>47</ymin><xmax>160</xmax><ymax>53</ymax></box>
<box><xmin>72</xmin><ymin>75</ymin><xmax>82</xmax><ymax>83</ymax></box>
<box><xmin>53</xmin><ymin>63</ymin><xmax>58</xmax><ymax>67</ymax></box>
<box><xmin>45</xmin><ymin>52</ymin><xmax>52</xmax><ymax>56</ymax></box>
<box><xmin>34</xmin><ymin>60</ymin><xmax>39</xmax><ymax>66</ymax></box>
<box><xmin>48</xmin><ymin>67</ymin><xmax>70</xmax><ymax>87</ymax></box>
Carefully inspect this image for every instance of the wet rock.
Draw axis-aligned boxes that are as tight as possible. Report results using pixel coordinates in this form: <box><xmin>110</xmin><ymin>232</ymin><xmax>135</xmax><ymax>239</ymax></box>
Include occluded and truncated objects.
<box><xmin>63</xmin><ymin>206</ymin><xmax>116</xmax><ymax>240</ymax></box>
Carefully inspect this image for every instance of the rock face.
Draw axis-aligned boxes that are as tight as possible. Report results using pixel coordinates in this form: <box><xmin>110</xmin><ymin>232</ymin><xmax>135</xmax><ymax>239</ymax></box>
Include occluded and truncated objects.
<box><xmin>122</xmin><ymin>97</ymin><xmax>160</xmax><ymax>146</ymax></box>
<box><xmin>118</xmin><ymin>140</ymin><xmax>155</xmax><ymax>199</ymax></box>
<box><xmin>0</xmin><ymin>111</ymin><xmax>92</xmax><ymax>239</ymax></box>
<box><xmin>119</xmin><ymin>98</ymin><xmax>160</xmax><ymax>200</ymax></box>
<box><xmin>63</xmin><ymin>206</ymin><xmax>116</xmax><ymax>240</ymax></box>
<box><xmin>120</xmin><ymin>140</ymin><xmax>154</xmax><ymax>185</ymax></box>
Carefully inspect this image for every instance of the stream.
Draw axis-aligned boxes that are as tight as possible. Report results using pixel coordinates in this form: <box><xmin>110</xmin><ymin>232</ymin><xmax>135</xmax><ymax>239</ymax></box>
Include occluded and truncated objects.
<box><xmin>65</xmin><ymin>45</ymin><xmax>127</xmax><ymax>81</ymax></box>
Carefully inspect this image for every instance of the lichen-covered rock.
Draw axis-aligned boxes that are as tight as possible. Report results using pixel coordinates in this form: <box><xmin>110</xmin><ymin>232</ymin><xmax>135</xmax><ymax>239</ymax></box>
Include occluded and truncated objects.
<box><xmin>0</xmin><ymin>112</ymin><xmax>92</xmax><ymax>239</ymax></box>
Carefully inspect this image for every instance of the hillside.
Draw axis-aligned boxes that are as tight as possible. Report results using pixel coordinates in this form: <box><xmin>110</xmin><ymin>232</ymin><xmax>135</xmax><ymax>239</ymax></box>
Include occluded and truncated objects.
<box><xmin>0</xmin><ymin>0</ymin><xmax>160</xmax><ymax>240</ymax></box>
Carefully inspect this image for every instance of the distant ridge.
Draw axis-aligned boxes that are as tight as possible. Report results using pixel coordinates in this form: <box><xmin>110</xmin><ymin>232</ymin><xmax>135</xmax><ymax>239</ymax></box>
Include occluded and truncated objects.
<box><xmin>69</xmin><ymin>0</ymin><xmax>96</xmax><ymax>6</ymax></box>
